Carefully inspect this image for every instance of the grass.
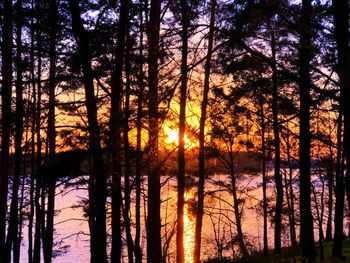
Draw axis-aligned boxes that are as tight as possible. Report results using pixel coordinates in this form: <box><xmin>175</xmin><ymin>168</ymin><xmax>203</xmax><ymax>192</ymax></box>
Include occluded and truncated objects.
<box><xmin>320</xmin><ymin>240</ymin><xmax>350</xmax><ymax>262</ymax></box>
<box><xmin>205</xmin><ymin>240</ymin><xmax>350</xmax><ymax>263</ymax></box>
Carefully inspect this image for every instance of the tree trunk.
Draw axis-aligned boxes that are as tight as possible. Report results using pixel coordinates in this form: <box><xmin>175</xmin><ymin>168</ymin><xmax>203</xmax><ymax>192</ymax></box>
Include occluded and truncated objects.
<box><xmin>332</xmin><ymin>0</ymin><xmax>350</xmax><ymax>259</ymax></box>
<box><xmin>229</xmin><ymin>144</ymin><xmax>249</xmax><ymax>258</ymax></box>
<box><xmin>123</xmin><ymin>29</ymin><xmax>135</xmax><ymax>263</ymax></box>
<box><xmin>259</xmin><ymin>88</ymin><xmax>268</xmax><ymax>257</ymax></box>
<box><xmin>15</xmin><ymin>173</ymin><xmax>26</xmax><ymax>263</ymax></box>
<box><xmin>5</xmin><ymin>0</ymin><xmax>22</xmax><ymax>258</ymax></box>
<box><xmin>0</xmin><ymin>0</ymin><xmax>13</xmax><ymax>256</ymax></box>
<box><xmin>110</xmin><ymin>0</ymin><xmax>129</xmax><ymax>261</ymax></box>
<box><xmin>268</xmin><ymin>20</ymin><xmax>283</xmax><ymax>256</ymax></box>
<box><xmin>5</xmin><ymin>1</ymin><xmax>23</xmax><ymax>262</ymax></box>
<box><xmin>333</xmin><ymin>111</ymin><xmax>344</xmax><ymax>258</ymax></box>
<box><xmin>176</xmin><ymin>0</ymin><xmax>189</xmax><ymax>262</ymax></box>
<box><xmin>134</xmin><ymin>2</ymin><xmax>145</xmax><ymax>262</ymax></box>
<box><xmin>283</xmin><ymin>169</ymin><xmax>293</xmax><ymax>248</ymax></box>
<box><xmin>325</xmin><ymin>165</ymin><xmax>333</xmax><ymax>241</ymax></box>
<box><xmin>43</xmin><ymin>1</ymin><xmax>58</xmax><ymax>262</ymax></box>
<box><xmin>299</xmin><ymin>0</ymin><xmax>316</xmax><ymax>261</ymax></box>
<box><xmin>33</xmin><ymin>181</ymin><xmax>43</xmax><ymax>263</ymax></box>
<box><xmin>146</xmin><ymin>0</ymin><xmax>162</xmax><ymax>261</ymax></box>
<box><xmin>285</xmin><ymin>130</ymin><xmax>297</xmax><ymax>251</ymax></box>
<box><xmin>28</xmin><ymin>6</ymin><xmax>37</xmax><ymax>261</ymax></box>
<box><xmin>34</xmin><ymin>3</ymin><xmax>43</xmax><ymax>259</ymax></box>
<box><xmin>193</xmin><ymin>0</ymin><xmax>216</xmax><ymax>262</ymax></box>
<box><xmin>69</xmin><ymin>2</ymin><xmax>108</xmax><ymax>262</ymax></box>
<box><xmin>36</xmin><ymin>0</ymin><xmax>43</xmax><ymax>176</ymax></box>
<box><xmin>311</xmin><ymin>184</ymin><xmax>324</xmax><ymax>261</ymax></box>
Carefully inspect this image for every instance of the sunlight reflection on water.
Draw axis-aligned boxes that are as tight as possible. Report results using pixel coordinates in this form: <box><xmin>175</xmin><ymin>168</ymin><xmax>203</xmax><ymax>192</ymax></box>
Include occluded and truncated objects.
<box><xmin>184</xmin><ymin>191</ymin><xmax>195</xmax><ymax>263</ymax></box>
<box><xmin>19</xmin><ymin>173</ymin><xmax>284</xmax><ymax>262</ymax></box>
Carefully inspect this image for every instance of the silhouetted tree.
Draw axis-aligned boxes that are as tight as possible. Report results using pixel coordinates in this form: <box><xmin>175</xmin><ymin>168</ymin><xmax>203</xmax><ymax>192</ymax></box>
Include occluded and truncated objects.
<box><xmin>69</xmin><ymin>1</ymin><xmax>108</xmax><ymax>262</ymax></box>
<box><xmin>146</xmin><ymin>0</ymin><xmax>163</xmax><ymax>261</ymax></box>
<box><xmin>332</xmin><ymin>0</ymin><xmax>350</xmax><ymax>258</ymax></box>
<box><xmin>0</xmin><ymin>0</ymin><xmax>13</xmax><ymax>258</ymax></box>
<box><xmin>299</xmin><ymin>0</ymin><xmax>316</xmax><ymax>261</ymax></box>
<box><xmin>194</xmin><ymin>0</ymin><xmax>216</xmax><ymax>262</ymax></box>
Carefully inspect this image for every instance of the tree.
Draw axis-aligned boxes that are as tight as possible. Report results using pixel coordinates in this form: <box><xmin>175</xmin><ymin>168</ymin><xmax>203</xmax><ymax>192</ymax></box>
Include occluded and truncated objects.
<box><xmin>5</xmin><ymin>1</ymin><xmax>23</xmax><ymax>262</ymax></box>
<box><xmin>146</xmin><ymin>0</ymin><xmax>163</xmax><ymax>261</ymax></box>
<box><xmin>69</xmin><ymin>1</ymin><xmax>108</xmax><ymax>262</ymax></box>
<box><xmin>43</xmin><ymin>1</ymin><xmax>58</xmax><ymax>262</ymax></box>
<box><xmin>110</xmin><ymin>0</ymin><xmax>130</xmax><ymax>261</ymax></box>
<box><xmin>33</xmin><ymin>1</ymin><xmax>44</xmax><ymax>260</ymax></box>
<box><xmin>267</xmin><ymin>17</ymin><xmax>283</xmax><ymax>257</ymax></box>
<box><xmin>134</xmin><ymin>1</ymin><xmax>146</xmax><ymax>262</ymax></box>
<box><xmin>194</xmin><ymin>0</ymin><xmax>216</xmax><ymax>261</ymax></box>
<box><xmin>0</xmin><ymin>0</ymin><xmax>13</xmax><ymax>257</ymax></box>
<box><xmin>299</xmin><ymin>0</ymin><xmax>316</xmax><ymax>261</ymax></box>
<box><xmin>332</xmin><ymin>0</ymin><xmax>350</xmax><ymax>258</ymax></box>
<box><xmin>176</xmin><ymin>0</ymin><xmax>189</xmax><ymax>261</ymax></box>
<box><xmin>209</xmin><ymin>87</ymin><xmax>251</xmax><ymax>257</ymax></box>
<box><xmin>147</xmin><ymin>0</ymin><xmax>163</xmax><ymax>263</ymax></box>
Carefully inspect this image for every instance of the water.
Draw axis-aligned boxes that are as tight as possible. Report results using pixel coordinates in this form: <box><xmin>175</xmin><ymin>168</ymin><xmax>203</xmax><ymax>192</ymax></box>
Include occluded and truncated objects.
<box><xmin>20</xmin><ymin>187</ymin><xmax>90</xmax><ymax>263</ymax></box>
<box><xmin>18</xmin><ymin>173</ymin><xmax>287</xmax><ymax>262</ymax></box>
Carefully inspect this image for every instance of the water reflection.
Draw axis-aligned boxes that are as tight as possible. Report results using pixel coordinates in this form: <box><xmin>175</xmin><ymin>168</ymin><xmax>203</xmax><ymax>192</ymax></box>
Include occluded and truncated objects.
<box><xmin>184</xmin><ymin>191</ymin><xmax>195</xmax><ymax>263</ymax></box>
<box><xmin>19</xmin><ymin>174</ymin><xmax>281</xmax><ymax>262</ymax></box>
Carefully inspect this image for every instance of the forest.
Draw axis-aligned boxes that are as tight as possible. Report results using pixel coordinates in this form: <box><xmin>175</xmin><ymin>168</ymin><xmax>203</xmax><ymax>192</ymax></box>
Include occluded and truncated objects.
<box><xmin>0</xmin><ymin>0</ymin><xmax>349</xmax><ymax>262</ymax></box>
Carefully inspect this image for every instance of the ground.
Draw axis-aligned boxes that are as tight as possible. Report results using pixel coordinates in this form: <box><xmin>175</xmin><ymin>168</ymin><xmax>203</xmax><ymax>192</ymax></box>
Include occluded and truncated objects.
<box><xmin>205</xmin><ymin>240</ymin><xmax>350</xmax><ymax>262</ymax></box>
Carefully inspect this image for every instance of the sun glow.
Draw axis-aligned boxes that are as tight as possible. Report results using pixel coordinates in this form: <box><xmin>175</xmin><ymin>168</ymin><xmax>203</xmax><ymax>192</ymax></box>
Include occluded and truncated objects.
<box><xmin>164</xmin><ymin>128</ymin><xmax>195</xmax><ymax>149</ymax></box>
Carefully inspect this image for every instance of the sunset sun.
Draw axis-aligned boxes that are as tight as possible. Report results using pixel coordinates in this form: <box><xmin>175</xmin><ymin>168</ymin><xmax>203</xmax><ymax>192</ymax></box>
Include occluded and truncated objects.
<box><xmin>164</xmin><ymin>128</ymin><xmax>195</xmax><ymax>149</ymax></box>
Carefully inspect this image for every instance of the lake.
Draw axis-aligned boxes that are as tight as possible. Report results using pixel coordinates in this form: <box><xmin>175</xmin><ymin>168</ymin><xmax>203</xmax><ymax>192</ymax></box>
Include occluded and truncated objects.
<box><xmin>18</xmin><ymin>171</ymin><xmax>298</xmax><ymax>262</ymax></box>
